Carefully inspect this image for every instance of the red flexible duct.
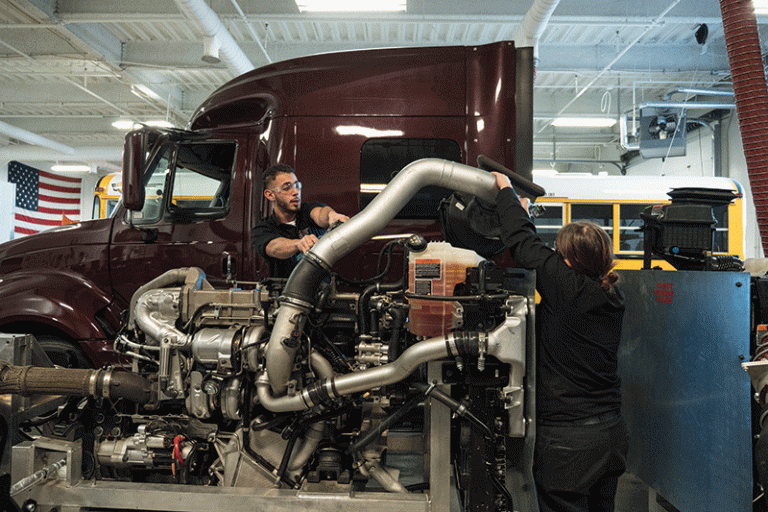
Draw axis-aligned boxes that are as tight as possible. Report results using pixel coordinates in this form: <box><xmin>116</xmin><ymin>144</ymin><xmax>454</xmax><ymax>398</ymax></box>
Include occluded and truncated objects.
<box><xmin>719</xmin><ymin>0</ymin><xmax>768</xmax><ymax>255</ymax></box>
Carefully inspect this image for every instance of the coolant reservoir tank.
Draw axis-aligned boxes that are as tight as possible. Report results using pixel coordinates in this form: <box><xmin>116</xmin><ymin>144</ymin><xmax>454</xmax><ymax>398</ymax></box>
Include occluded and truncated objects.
<box><xmin>407</xmin><ymin>242</ymin><xmax>484</xmax><ymax>338</ymax></box>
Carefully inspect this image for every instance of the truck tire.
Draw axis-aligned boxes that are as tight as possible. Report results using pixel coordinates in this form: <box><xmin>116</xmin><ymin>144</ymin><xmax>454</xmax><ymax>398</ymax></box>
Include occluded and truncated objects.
<box><xmin>36</xmin><ymin>336</ymin><xmax>93</xmax><ymax>369</ymax></box>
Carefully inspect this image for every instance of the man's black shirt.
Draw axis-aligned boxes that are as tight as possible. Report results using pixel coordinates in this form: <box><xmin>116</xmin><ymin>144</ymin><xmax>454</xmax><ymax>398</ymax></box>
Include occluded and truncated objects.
<box><xmin>252</xmin><ymin>201</ymin><xmax>326</xmax><ymax>278</ymax></box>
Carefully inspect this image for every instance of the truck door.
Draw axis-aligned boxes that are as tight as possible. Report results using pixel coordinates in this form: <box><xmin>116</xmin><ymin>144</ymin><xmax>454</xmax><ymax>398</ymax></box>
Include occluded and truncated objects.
<box><xmin>109</xmin><ymin>136</ymin><xmax>246</xmax><ymax>305</ymax></box>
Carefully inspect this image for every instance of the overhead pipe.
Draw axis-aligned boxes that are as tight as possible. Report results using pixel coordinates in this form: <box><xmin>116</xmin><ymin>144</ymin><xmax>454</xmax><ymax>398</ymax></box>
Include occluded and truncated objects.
<box><xmin>514</xmin><ymin>0</ymin><xmax>562</xmax><ymax>67</ymax></box>
<box><xmin>174</xmin><ymin>0</ymin><xmax>255</xmax><ymax>77</ymax></box>
<box><xmin>719</xmin><ymin>0</ymin><xmax>768</xmax><ymax>255</ymax></box>
<box><xmin>664</xmin><ymin>87</ymin><xmax>734</xmax><ymax>100</ymax></box>
<box><xmin>0</xmin><ymin>145</ymin><xmax>122</xmax><ymax>165</ymax></box>
<box><xmin>0</xmin><ymin>121</ymin><xmax>74</xmax><ymax>156</ymax></box>
<box><xmin>227</xmin><ymin>0</ymin><xmax>272</xmax><ymax>64</ymax></box>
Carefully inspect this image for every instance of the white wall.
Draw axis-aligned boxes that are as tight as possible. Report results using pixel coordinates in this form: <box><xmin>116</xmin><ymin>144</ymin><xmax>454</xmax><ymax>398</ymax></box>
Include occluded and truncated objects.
<box><xmin>723</xmin><ymin>115</ymin><xmax>764</xmax><ymax>259</ymax></box>
<box><xmin>0</xmin><ymin>181</ymin><xmax>14</xmax><ymax>243</ymax></box>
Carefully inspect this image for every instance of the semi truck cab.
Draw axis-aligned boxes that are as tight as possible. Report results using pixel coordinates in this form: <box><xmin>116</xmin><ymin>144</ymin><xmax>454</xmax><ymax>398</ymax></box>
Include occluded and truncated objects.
<box><xmin>0</xmin><ymin>41</ymin><xmax>533</xmax><ymax>367</ymax></box>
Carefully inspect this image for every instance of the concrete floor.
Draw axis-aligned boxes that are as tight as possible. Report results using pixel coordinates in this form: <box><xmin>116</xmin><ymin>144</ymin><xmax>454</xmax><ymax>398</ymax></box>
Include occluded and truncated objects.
<box><xmin>616</xmin><ymin>472</ymin><xmax>679</xmax><ymax>512</ymax></box>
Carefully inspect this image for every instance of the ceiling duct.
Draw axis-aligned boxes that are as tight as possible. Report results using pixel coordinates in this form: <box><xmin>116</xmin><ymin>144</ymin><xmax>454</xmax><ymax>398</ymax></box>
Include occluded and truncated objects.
<box><xmin>515</xmin><ymin>0</ymin><xmax>562</xmax><ymax>66</ymax></box>
<box><xmin>0</xmin><ymin>121</ymin><xmax>74</xmax><ymax>157</ymax></box>
<box><xmin>174</xmin><ymin>0</ymin><xmax>255</xmax><ymax>76</ymax></box>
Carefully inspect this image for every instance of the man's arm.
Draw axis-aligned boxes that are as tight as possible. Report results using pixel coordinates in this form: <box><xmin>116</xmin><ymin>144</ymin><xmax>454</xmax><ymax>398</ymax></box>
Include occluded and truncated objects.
<box><xmin>310</xmin><ymin>205</ymin><xmax>349</xmax><ymax>228</ymax></box>
<box><xmin>265</xmin><ymin>234</ymin><xmax>318</xmax><ymax>259</ymax></box>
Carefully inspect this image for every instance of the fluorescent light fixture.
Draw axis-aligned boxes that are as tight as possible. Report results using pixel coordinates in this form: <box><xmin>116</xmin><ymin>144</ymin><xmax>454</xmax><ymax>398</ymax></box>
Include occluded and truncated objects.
<box><xmin>112</xmin><ymin>119</ymin><xmax>137</xmax><ymax>130</ymax></box>
<box><xmin>532</xmin><ymin>169</ymin><xmax>559</xmax><ymax>176</ymax></box>
<box><xmin>755</xmin><ymin>0</ymin><xmax>768</xmax><ymax>14</ymax></box>
<box><xmin>51</xmin><ymin>164</ymin><xmax>92</xmax><ymax>172</ymax></box>
<box><xmin>112</xmin><ymin>119</ymin><xmax>175</xmax><ymax>130</ymax></box>
<box><xmin>296</xmin><ymin>0</ymin><xmax>406</xmax><ymax>12</ymax></box>
<box><xmin>551</xmin><ymin>117</ymin><xmax>617</xmax><ymax>128</ymax></box>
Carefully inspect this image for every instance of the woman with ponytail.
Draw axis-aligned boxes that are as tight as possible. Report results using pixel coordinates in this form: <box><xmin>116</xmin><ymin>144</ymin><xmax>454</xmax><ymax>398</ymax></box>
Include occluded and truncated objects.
<box><xmin>493</xmin><ymin>172</ymin><xmax>629</xmax><ymax>512</ymax></box>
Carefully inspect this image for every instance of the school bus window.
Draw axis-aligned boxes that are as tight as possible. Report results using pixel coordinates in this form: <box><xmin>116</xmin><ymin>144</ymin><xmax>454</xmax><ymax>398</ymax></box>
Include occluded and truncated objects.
<box><xmin>618</xmin><ymin>203</ymin><xmax>654</xmax><ymax>252</ymax></box>
<box><xmin>534</xmin><ymin>204</ymin><xmax>563</xmax><ymax>248</ymax></box>
<box><xmin>571</xmin><ymin>204</ymin><xmax>613</xmax><ymax>230</ymax></box>
<box><xmin>712</xmin><ymin>204</ymin><xmax>729</xmax><ymax>252</ymax></box>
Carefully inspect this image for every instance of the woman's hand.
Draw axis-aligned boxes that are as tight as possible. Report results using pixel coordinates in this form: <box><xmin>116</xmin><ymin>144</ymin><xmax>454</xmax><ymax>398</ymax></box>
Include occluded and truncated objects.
<box><xmin>492</xmin><ymin>171</ymin><xmax>512</xmax><ymax>190</ymax></box>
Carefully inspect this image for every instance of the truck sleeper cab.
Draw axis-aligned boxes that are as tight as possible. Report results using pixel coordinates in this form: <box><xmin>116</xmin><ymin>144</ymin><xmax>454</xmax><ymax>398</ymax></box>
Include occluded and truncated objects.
<box><xmin>0</xmin><ymin>41</ymin><xmax>532</xmax><ymax>367</ymax></box>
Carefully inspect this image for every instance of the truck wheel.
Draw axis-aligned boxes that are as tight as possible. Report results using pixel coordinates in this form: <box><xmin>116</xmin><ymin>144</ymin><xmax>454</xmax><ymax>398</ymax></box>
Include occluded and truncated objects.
<box><xmin>36</xmin><ymin>336</ymin><xmax>93</xmax><ymax>369</ymax></box>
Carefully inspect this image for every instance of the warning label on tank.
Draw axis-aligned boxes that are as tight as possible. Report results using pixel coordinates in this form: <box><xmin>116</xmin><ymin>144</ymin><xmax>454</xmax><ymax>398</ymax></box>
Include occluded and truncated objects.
<box><xmin>414</xmin><ymin>259</ymin><xmax>441</xmax><ymax>279</ymax></box>
<box><xmin>414</xmin><ymin>280</ymin><xmax>432</xmax><ymax>295</ymax></box>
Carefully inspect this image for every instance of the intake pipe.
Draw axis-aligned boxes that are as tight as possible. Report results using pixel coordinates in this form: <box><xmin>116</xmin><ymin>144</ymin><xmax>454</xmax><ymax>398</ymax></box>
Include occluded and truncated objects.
<box><xmin>0</xmin><ymin>361</ymin><xmax>152</xmax><ymax>405</ymax></box>
<box><xmin>128</xmin><ymin>267</ymin><xmax>207</xmax><ymax>331</ymax></box>
<box><xmin>266</xmin><ymin>158</ymin><xmax>499</xmax><ymax>393</ymax></box>
<box><xmin>259</xmin><ymin>313</ymin><xmax>522</xmax><ymax>413</ymax></box>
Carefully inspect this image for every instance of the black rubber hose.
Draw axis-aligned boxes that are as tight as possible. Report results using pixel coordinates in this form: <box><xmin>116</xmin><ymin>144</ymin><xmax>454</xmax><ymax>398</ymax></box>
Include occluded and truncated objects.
<box><xmin>413</xmin><ymin>382</ymin><xmax>493</xmax><ymax>439</ymax></box>
<box><xmin>275</xmin><ymin>423</ymin><xmax>302</xmax><ymax>486</ymax></box>
<box><xmin>276</xmin><ymin>403</ymin><xmax>354</xmax><ymax>483</ymax></box>
<box><xmin>387</xmin><ymin>307</ymin><xmax>407</xmax><ymax>361</ymax></box>
<box><xmin>358</xmin><ymin>281</ymin><xmax>405</xmax><ymax>335</ymax></box>
<box><xmin>346</xmin><ymin>391</ymin><xmax>425</xmax><ymax>455</ymax></box>
<box><xmin>241</xmin><ymin>381</ymin><xmax>299</xmax><ymax>489</ymax></box>
<box><xmin>283</xmin><ymin>254</ymin><xmax>330</xmax><ymax>305</ymax></box>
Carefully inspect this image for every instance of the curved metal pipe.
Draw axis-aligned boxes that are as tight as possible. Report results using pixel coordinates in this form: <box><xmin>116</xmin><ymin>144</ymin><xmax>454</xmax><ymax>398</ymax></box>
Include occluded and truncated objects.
<box><xmin>286</xmin><ymin>351</ymin><xmax>334</xmax><ymax>471</ymax></box>
<box><xmin>135</xmin><ymin>289</ymin><xmax>189</xmax><ymax>347</ymax></box>
<box><xmin>364</xmin><ymin>460</ymin><xmax>408</xmax><ymax>493</ymax></box>
<box><xmin>128</xmin><ymin>267</ymin><xmax>206</xmax><ymax>331</ymax></box>
<box><xmin>258</xmin><ymin>331</ymin><xmax>478</xmax><ymax>413</ymax></box>
<box><xmin>287</xmin><ymin>420</ymin><xmax>325</xmax><ymax>472</ymax></box>
<box><xmin>310</xmin><ymin>159</ymin><xmax>497</xmax><ymax>268</ymax></box>
<box><xmin>266</xmin><ymin>158</ymin><xmax>497</xmax><ymax>393</ymax></box>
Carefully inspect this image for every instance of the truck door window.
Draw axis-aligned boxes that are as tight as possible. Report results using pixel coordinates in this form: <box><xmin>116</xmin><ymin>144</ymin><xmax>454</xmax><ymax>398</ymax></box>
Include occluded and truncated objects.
<box><xmin>131</xmin><ymin>141</ymin><xmax>236</xmax><ymax>224</ymax></box>
<box><xmin>360</xmin><ymin>138</ymin><xmax>461</xmax><ymax>218</ymax></box>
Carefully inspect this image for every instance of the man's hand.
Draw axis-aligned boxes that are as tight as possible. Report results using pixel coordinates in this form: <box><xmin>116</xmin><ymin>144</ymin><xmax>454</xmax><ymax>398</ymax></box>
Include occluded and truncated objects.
<box><xmin>296</xmin><ymin>234</ymin><xmax>319</xmax><ymax>254</ymax></box>
<box><xmin>328</xmin><ymin>211</ymin><xmax>349</xmax><ymax>225</ymax></box>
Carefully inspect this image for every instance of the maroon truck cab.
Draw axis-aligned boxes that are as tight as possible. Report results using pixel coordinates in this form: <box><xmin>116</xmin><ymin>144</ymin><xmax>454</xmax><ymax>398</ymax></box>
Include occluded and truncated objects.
<box><xmin>0</xmin><ymin>41</ymin><xmax>532</xmax><ymax>367</ymax></box>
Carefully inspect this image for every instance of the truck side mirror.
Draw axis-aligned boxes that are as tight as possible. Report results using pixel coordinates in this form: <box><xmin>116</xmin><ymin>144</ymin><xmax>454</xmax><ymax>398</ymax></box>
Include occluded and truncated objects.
<box><xmin>122</xmin><ymin>130</ymin><xmax>146</xmax><ymax>211</ymax></box>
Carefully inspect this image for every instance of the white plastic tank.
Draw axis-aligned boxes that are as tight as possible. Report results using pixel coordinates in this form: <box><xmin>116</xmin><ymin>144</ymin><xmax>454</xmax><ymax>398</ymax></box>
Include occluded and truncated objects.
<box><xmin>407</xmin><ymin>242</ymin><xmax>485</xmax><ymax>338</ymax></box>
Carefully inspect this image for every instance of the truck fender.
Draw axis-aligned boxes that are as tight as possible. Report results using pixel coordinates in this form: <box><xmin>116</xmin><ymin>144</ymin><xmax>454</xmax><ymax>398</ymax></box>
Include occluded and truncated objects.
<box><xmin>0</xmin><ymin>269</ymin><xmax>117</xmax><ymax>341</ymax></box>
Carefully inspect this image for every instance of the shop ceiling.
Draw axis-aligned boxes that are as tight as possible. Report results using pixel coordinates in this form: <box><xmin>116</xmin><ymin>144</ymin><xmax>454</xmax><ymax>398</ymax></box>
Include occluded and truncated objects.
<box><xmin>0</xmin><ymin>0</ymin><xmax>763</xmax><ymax>170</ymax></box>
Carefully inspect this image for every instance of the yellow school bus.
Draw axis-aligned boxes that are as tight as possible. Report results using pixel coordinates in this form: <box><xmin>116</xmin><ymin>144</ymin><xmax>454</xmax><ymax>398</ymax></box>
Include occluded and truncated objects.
<box><xmin>92</xmin><ymin>171</ymin><xmax>220</xmax><ymax>220</ymax></box>
<box><xmin>532</xmin><ymin>174</ymin><xmax>745</xmax><ymax>270</ymax></box>
<box><xmin>92</xmin><ymin>173</ymin><xmax>122</xmax><ymax>219</ymax></box>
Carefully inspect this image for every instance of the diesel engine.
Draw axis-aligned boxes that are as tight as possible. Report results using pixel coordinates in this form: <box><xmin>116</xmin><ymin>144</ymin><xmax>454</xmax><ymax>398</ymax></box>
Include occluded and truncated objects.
<box><xmin>0</xmin><ymin>159</ymin><xmax>538</xmax><ymax>512</ymax></box>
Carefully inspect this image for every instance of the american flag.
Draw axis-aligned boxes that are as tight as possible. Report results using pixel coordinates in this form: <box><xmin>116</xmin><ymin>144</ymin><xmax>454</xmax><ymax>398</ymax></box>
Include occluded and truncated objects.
<box><xmin>8</xmin><ymin>161</ymin><xmax>82</xmax><ymax>237</ymax></box>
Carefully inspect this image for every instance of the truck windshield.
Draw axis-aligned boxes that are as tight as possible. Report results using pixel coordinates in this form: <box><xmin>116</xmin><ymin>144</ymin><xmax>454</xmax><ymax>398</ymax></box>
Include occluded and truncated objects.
<box><xmin>130</xmin><ymin>140</ymin><xmax>236</xmax><ymax>224</ymax></box>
